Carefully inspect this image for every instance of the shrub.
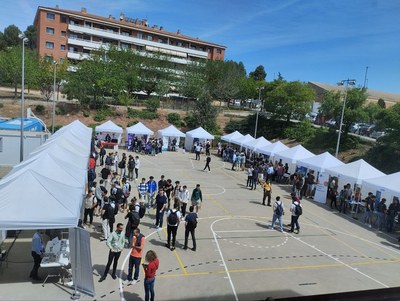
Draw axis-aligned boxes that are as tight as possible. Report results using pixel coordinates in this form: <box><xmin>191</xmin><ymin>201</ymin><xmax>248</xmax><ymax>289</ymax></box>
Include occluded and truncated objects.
<box><xmin>0</xmin><ymin>103</ymin><xmax>3</xmax><ymax>108</ymax></box>
<box><xmin>55</xmin><ymin>108</ymin><xmax>66</xmax><ymax>115</ymax></box>
<box><xmin>127</xmin><ymin>107</ymin><xmax>158</xmax><ymax>120</ymax></box>
<box><xmin>94</xmin><ymin>106</ymin><xmax>114</xmax><ymax>121</ymax></box>
<box><xmin>284</xmin><ymin>120</ymin><xmax>316</xmax><ymax>143</ymax></box>
<box><xmin>35</xmin><ymin>104</ymin><xmax>45</xmax><ymax>114</ymax></box>
<box><xmin>166</xmin><ymin>112</ymin><xmax>181</xmax><ymax>126</ymax></box>
<box><xmin>83</xmin><ymin>111</ymin><xmax>90</xmax><ymax>117</ymax></box>
<box><xmin>145</xmin><ymin>98</ymin><xmax>160</xmax><ymax>113</ymax></box>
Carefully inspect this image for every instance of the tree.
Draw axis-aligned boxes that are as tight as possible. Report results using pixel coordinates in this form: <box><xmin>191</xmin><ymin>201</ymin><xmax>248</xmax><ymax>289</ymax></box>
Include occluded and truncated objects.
<box><xmin>3</xmin><ymin>25</ymin><xmax>21</xmax><ymax>48</ymax></box>
<box><xmin>378</xmin><ymin>98</ymin><xmax>386</xmax><ymax>109</ymax></box>
<box><xmin>265</xmin><ymin>81</ymin><xmax>315</xmax><ymax>122</ymax></box>
<box><xmin>249</xmin><ymin>65</ymin><xmax>266</xmax><ymax>81</ymax></box>
<box><xmin>363</xmin><ymin>103</ymin><xmax>383</xmax><ymax>124</ymax></box>
<box><xmin>185</xmin><ymin>90</ymin><xmax>218</xmax><ymax>133</ymax></box>
<box><xmin>24</xmin><ymin>25</ymin><xmax>37</xmax><ymax>50</ymax></box>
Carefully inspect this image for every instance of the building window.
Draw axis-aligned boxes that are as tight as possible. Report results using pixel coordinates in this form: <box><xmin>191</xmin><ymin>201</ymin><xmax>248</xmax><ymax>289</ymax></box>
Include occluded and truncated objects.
<box><xmin>121</xmin><ymin>43</ymin><xmax>129</xmax><ymax>50</ymax></box>
<box><xmin>45</xmin><ymin>55</ymin><xmax>53</xmax><ymax>62</ymax></box>
<box><xmin>70</xmin><ymin>33</ymin><xmax>78</xmax><ymax>39</ymax></box>
<box><xmin>176</xmin><ymin>42</ymin><xmax>182</xmax><ymax>47</ymax></box>
<box><xmin>207</xmin><ymin>48</ymin><xmax>211</xmax><ymax>53</ymax></box>
<box><xmin>46</xmin><ymin>27</ymin><xmax>54</xmax><ymax>35</ymax></box>
<box><xmin>47</xmin><ymin>12</ymin><xmax>55</xmax><ymax>20</ymax></box>
<box><xmin>61</xmin><ymin>31</ymin><xmax>66</xmax><ymax>37</ymax></box>
<box><xmin>122</xmin><ymin>31</ymin><xmax>130</xmax><ymax>36</ymax></box>
<box><xmin>136</xmin><ymin>33</ymin><xmax>143</xmax><ymax>39</ymax></box>
<box><xmin>61</xmin><ymin>15</ymin><xmax>67</xmax><ymax>23</ymax></box>
<box><xmin>45</xmin><ymin>42</ymin><xmax>54</xmax><ymax>49</ymax></box>
<box><xmin>147</xmin><ymin>35</ymin><xmax>152</xmax><ymax>41</ymax></box>
<box><xmin>190</xmin><ymin>45</ymin><xmax>196</xmax><ymax>50</ymax></box>
<box><xmin>61</xmin><ymin>45</ymin><xmax>66</xmax><ymax>51</ymax></box>
<box><xmin>217</xmin><ymin>48</ymin><xmax>222</xmax><ymax>54</ymax></box>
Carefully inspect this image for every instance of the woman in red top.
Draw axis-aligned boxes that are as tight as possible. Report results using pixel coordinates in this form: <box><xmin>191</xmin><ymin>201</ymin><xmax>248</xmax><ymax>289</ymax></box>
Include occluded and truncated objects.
<box><xmin>143</xmin><ymin>250</ymin><xmax>159</xmax><ymax>301</ymax></box>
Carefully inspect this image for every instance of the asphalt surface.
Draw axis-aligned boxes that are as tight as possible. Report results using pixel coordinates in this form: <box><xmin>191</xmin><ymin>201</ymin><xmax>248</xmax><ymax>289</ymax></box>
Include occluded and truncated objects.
<box><xmin>0</xmin><ymin>149</ymin><xmax>399</xmax><ymax>301</ymax></box>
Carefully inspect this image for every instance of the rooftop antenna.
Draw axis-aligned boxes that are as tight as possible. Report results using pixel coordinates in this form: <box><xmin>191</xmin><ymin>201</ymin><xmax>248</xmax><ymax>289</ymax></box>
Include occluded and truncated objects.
<box><xmin>363</xmin><ymin>66</ymin><xmax>369</xmax><ymax>89</ymax></box>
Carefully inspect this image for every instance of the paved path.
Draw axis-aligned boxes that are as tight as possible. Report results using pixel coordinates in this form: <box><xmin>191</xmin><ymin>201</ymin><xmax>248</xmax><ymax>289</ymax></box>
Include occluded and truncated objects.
<box><xmin>1</xmin><ymin>150</ymin><xmax>399</xmax><ymax>300</ymax></box>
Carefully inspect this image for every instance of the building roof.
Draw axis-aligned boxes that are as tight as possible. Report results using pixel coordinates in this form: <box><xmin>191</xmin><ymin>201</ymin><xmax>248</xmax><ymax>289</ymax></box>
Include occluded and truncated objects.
<box><xmin>36</xmin><ymin>6</ymin><xmax>226</xmax><ymax>49</ymax></box>
<box><xmin>309</xmin><ymin>81</ymin><xmax>400</xmax><ymax>104</ymax></box>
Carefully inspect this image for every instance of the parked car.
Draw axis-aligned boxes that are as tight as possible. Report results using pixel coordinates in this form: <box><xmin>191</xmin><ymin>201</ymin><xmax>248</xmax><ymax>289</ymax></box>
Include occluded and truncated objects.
<box><xmin>359</xmin><ymin>124</ymin><xmax>375</xmax><ymax>136</ymax></box>
<box><xmin>325</xmin><ymin>118</ymin><xmax>337</xmax><ymax>128</ymax></box>
<box><xmin>370</xmin><ymin>129</ymin><xmax>386</xmax><ymax>139</ymax></box>
<box><xmin>305</xmin><ymin>112</ymin><xmax>318</xmax><ymax>123</ymax></box>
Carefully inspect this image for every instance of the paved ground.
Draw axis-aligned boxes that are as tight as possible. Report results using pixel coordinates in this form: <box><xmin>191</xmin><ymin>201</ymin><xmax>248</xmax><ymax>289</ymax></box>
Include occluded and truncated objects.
<box><xmin>1</xmin><ymin>150</ymin><xmax>400</xmax><ymax>301</ymax></box>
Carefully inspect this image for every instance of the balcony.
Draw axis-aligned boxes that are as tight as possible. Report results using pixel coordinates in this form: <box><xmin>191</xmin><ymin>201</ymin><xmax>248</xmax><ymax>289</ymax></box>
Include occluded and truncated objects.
<box><xmin>67</xmin><ymin>51</ymin><xmax>90</xmax><ymax>61</ymax></box>
<box><xmin>68</xmin><ymin>24</ymin><xmax>208</xmax><ymax>59</ymax></box>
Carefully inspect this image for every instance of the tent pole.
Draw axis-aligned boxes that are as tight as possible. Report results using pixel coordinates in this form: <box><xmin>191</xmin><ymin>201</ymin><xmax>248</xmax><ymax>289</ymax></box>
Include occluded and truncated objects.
<box><xmin>71</xmin><ymin>227</ymin><xmax>80</xmax><ymax>300</ymax></box>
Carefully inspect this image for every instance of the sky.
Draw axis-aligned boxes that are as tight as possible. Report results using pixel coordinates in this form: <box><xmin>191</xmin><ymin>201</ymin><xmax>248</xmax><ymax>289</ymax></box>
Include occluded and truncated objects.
<box><xmin>1</xmin><ymin>0</ymin><xmax>400</xmax><ymax>93</ymax></box>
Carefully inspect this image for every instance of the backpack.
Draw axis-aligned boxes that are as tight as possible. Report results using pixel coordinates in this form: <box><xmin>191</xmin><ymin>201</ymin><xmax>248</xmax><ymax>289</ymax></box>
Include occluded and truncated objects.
<box><xmin>130</xmin><ymin>211</ymin><xmax>140</xmax><ymax>228</ymax></box>
<box><xmin>114</xmin><ymin>187</ymin><xmax>123</xmax><ymax>201</ymax></box>
<box><xmin>167</xmin><ymin>210</ymin><xmax>179</xmax><ymax>225</ymax></box>
<box><xmin>118</xmin><ymin>160</ymin><xmax>125</xmax><ymax>168</ymax></box>
<box><xmin>186</xmin><ymin>215</ymin><xmax>197</xmax><ymax>230</ymax></box>
<box><xmin>275</xmin><ymin>202</ymin><xmax>283</xmax><ymax>217</ymax></box>
<box><xmin>135</xmin><ymin>233</ymin><xmax>145</xmax><ymax>247</ymax></box>
<box><xmin>138</xmin><ymin>204</ymin><xmax>146</xmax><ymax>218</ymax></box>
<box><xmin>104</xmin><ymin>203</ymin><xmax>115</xmax><ymax>220</ymax></box>
<box><xmin>128</xmin><ymin>160</ymin><xmax>135</xmax><ymax>170</ymax></box>
<box><xmin>105</xmin><ymin>156</ymin><xmax>112</xmax><ymax>165</ymax></box>
<box><xmin>294</xmin><ymin>203</ymin><xmax>303</xmax><ymax>216</ymax></box>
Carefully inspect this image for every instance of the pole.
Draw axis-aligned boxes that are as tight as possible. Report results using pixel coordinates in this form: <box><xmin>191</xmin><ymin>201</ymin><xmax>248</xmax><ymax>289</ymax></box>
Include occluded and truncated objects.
<box><xmin>254</xmin><ymin>87</ymin><xmax>263</xmax><ymax>139</ymax></box>
<box><xmin>335</xmin><ymin>85</ymin><xmax>347</xmax><ymax>158</ymax></box>
<box><xmin>52</xmin><ymin>61</ymin><xmax>57</xmax><ymax>134</ymax></box>
<box><xmin>19</xmin><ymin>38</ymin><xmax>26</xmax><ymax>162</ymax></box>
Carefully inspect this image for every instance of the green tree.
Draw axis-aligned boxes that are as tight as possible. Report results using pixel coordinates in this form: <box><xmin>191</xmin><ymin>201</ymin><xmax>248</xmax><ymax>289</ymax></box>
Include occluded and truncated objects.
<box><xmin>185</xmin><ymin>90</ymin><xmax>218</xmax><ymax>133</ymax></box>
<box><xmin>179</xmin><ymin>61</ymin><xmax>206</xmax><ymax>98</ymax></box>
<box><xmin>363</xmin><ymin>103</ymin><xmax>383</xmax><ymax>124</ymax></box>
<box><xmin>377</xmin><ymin>98</ymin><xmax>386</xmax><ymax>109</ymax></box>
<box><xmin>249</xmin><ymin>65</ymin><xmax>266</xmax><ymax>81</ymax></box>
<box><xmin>265</xmin><ymin>81</ymin><xmax>315</xmax><ymax>122</ymax></box>
<box><xmin>24</xmin><ymin>25</ymin><xmax>37</xmax><ymax>50</ymax></box>
<box><xmin>3</xmin><ymin>25</ymin><xmax>21</xmax><ymax>47</ymax></box>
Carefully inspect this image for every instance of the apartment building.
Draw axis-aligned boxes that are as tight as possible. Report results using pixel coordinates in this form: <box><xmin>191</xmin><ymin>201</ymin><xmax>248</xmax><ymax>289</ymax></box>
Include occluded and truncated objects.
<box><xmin>33</xmin><ymin>6</ymin><xmax>226</xmax><ymax>66</ymax></box>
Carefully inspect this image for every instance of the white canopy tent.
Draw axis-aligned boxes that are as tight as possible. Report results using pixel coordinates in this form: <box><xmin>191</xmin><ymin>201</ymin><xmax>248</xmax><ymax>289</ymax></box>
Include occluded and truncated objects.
<box><xmin>231</xmin><ymin>134</ymin><xmax>255</xmax><ymax>148</ymax></box>
<box><xmin>274</xmin><ymin>145</ymin><xmax>315</xmax><ymax>174</ymax></box>
<box><xmin>157</xmin><ymin>125</ymin><xmax>185</xmax><ymax>151</ymax></box>
<box><xmin>256</xmin><ymin>141</ymin><xmax>289</xmax><ymax>158</ymax></box>
<box><xmin>297</xmin><ymin>152</ymin><xmax>344</xmax><ymax>172</ymax></box>
<box><xmin>185</xmin><ymin>127</ymin><xmax>214</xmax><ymax>151</ymax></box>
<box><xmin>0</xmin><ymin>120</ymin><xmax>95</xmax><ymax>297</ymax></box>
<box><xmin>326</xmin><ymin>159</ymin><xmax>386</xmax><ymax>188</ymax></box>
<box><xmin>126</xmin><ymin>122</ymin><xmax>154</xmax><ymax>150</ymax></box>
<box><xmin>221</xmin><ymin>131</ymin><xmax>243</xmax><ymax>144</ymax></box>
<box><xmin>361</xmin><ymin>172</ymin><xmax>400</xmax><ymax>202</ymax></box>
<box><xmin>95</xmin><ymin>120</ymin><xmax>123</xmax><ymax>144</ymax></box>
<box><xmin>243</xmin><ymin>136</ymin><xmax>271</xmax><ymax>151</ymax></box>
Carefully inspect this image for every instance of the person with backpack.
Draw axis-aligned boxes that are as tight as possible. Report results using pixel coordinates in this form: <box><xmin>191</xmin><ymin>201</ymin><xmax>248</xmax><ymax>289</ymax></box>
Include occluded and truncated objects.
<box><xmin>386</xmin><ymin>198</ymin><xmax>399</xmax><ymax>233</ymax></box>
<box><xmin>165</xmin><ymin>203</ymin><xmax>181</xmax><ymax>251</ymax></box>
<box><xmin>191</xmin><ymin>184</ymin><xmax>203</xmax><ymax>213</ymax></box>
<box><xmin>127</xmin><ymin>155</ymin><xmax>135</xmax><ymax>181</ymax></box>
<box><xmin>125</xmin><ymin>204</ymin><xmax>141</xmax><ymax>247</ymax></box>
<box><xmin>338</xmin><ymin>185</ymin><xmax>347</xmax><ymax>214</ymax></box>
<box><xmin>183</xmin><ymin>205</ymin><xmax>198</xmax><ymax>251</ymax></box>
<box><xmin>126</xmin><ymin>228</ymin><xmax>145</xmax><ymax>284</ymax></box>
<box><xmin>289</xmin><ymin>196</ymin><xmax>302</xmax><ymax>234</ymax></box>
<box><xmin>362</xmin><ymin>192</ymin><xmax>374</xmax><ymax>228</ymax></box>
<box><xmin>376</xmin><ymin>198</ymin><xmax>387</xmax><ymax>231</ymax></box>
<box><xmin>271</xmin><ymin>196</ymin><xmax>285</xmax><ymax>232</ymax></box>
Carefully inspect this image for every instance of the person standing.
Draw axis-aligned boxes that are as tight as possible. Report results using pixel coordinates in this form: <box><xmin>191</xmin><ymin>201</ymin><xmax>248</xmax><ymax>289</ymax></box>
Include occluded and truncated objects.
<box><xmin>165</xmin><ymin>203</ymin><xmax>181</xmax><ymax>251</ymax></box>
<box><xmin>127</xmin><ymin>155</ymin><xmax>135</xmax><ymax>181</ymax></box>
<box><xmin>143</xmin><ymin>250</ymin><xmax>159</xmax><ymax>301</ymax></box>
<box><xmin>126</xmin><ymin>228</ymin><xmax>145</xmax><ymax>283</ymax></box>
<box><xmin>191</xmin><ymin>184</ymin><xmax>203</xmax><ymax>213</ymax></box>
<box><xmin>134</xmin><ymin>156</ymin><xmax>140</xmax><ymax>179</ymax></box>
<box><xmin>83</xmin><ymin>188</ymin><xmax>97</xmax><ymax>226</ymax></box>
<box><xmin>289</xmin><ymin>198</ymin><xmax>302</xmax><ymax>234</ymax></box>
<box><xmin>262</xmin><ymin>179</ymin><xmax>272</xmax><ymax>206</ymax></box>
<box><xmin>137</xmin><ymin>178</ymin><xmax>148</xmax><ymax>206</ymax></box>
<box><xmin>29</xmin><ymin>230</ymin><xmax>44</xmax><ymax>281</ymax></box>
<box><xmin>154</xmin><ymin>188</ymin><xmax>167</xmax><ymax>229</ymax></box>
<box><xmin>251</xmin><ymin>167</ymin><xmax>259</xmax><ymax>190</ymax></box>
<box><xmin>147</xmin><ymin>176</ymin><xmax>157</xmax><ymax>209</ymax></box>
<box><xmin>99</xmin><ymin>223</ymin><xmax>125</xmax><ymax>282</ymax></box>
<box><xmin>203</xmin><ymin>154</ymin><xmax>211</xmax><ymax>172</ymax></box>
<box><xmin>195</xmin><ymin>143</ymin><xmax>202</xmax><ymax>161</ymax></box>
<box><xmin>246</xmin><ymin>166</ymin><xmax>254</xmax><ymax>188</ymax></box>
<box><xmin>183</xmin><ymin>206</ymin><xmax>198</xmax><ymax>251</ymax></box>
<box><xmin>271</xmin><ymin>196</ymin><xmax>285</xmax><ymax>232</ymax></box>
<box><xmin>179</xmin><ymin>185</ymin><xmax>190</xmax><ymax>219</ymax></box>
<box><xmin>99</xmin><ymin>146</ymin><xmax>106</xmax><ymax>166</ymax></box>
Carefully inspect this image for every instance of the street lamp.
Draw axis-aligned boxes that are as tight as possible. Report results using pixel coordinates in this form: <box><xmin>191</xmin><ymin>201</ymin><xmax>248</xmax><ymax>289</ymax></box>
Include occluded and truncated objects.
<box><xmin>335</xmin><ymin>79</ymin><xmax>356</xmax><ymax>158</ymax></box>
<box><xmin>52</xmin><ymin>60</ymin><xmax>57</xmax><ymax>134</ymax></box>
<box><xmin>18</xmin><ymin>33</ymin><xmax>29</xmax><ymax>162</ymax></box>
<box><xmin>254</xmin><ymin>86</ymin><xmax>264</xmax><ymax>138</ymax></box>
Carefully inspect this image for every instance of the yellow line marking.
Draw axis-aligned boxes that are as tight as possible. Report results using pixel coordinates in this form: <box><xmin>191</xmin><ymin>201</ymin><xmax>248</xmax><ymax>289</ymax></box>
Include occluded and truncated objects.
<box><xmin>161</xmin><ymin>226</ymin><xmax>188</xmax><ymax>275</ymax></box>
<box><xmin>158</xmin><ymin>258</ymin><xmax>400</xmax><ymax>278</ymax></box>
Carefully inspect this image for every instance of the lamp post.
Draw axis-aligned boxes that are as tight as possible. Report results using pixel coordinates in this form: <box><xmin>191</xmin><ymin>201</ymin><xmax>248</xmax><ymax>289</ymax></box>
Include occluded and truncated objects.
<box><xmin>52</xmin><ymin>60</ymin><xmax>57</xmax><ymax>134</ymax></box>
<box><xmin>254</xmin><ymin>86</ymin><xmax>264</xmax><ymax>138</ymax></box>
<box><xmin>335</xmin><ymin>79</ymin><xmax>356</xmax><ymax>158</ymax></box>
<box><xmin>18</xmin><ymin>33</ymin><xmax>29</xmax><ymax>162</ymax></box>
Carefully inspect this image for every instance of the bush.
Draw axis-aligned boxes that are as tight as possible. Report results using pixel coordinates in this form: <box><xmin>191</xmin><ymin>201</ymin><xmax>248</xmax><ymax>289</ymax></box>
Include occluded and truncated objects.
<box><xmin>0</xmin><ymin>103</ymin><xmax>3</xmax><ymax>108</ymax></box>
<box><xmin>35</xmin><ymin>104</ymin><xmax>45</xmax><ymax>114</ymax></box>
<box><xmin>127</xmin><ymin>108</ymin><xmax>158</xmax><ymax>120</ymax></box>
<box><xmin>94</xmin><ymin>106</ymin><xmax>114</xmax><ymax>122</ymax></box>
<box><xmin>166</xmin><ymin>112</ymin><xmax>181</xmax><ymax>126</ymax></box>
<box><xmin>284</xmin><ymin>120</ymin><xmax>316</xmax><ymax>143</ymax></box>
<box><xmin>83</xmin><ymin>111</ymin><xmax>90</xmax><ymax>117</ymax></box>
<box><xmin>55</xmin><ymin>108</ymin><xmax>66</xmax><ymax>115</ymax></box>
<box><xmin>145</xmin><ymin>98</ymin><xmax>160</xmax><ymax>113</ymax></box>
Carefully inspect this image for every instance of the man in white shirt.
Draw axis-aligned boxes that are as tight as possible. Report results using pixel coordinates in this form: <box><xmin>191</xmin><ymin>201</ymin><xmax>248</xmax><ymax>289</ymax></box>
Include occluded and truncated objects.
<box><xmin>179</xmin><ymin>185</ymin><xmax>190</xmax><ymax>218</ymax></box>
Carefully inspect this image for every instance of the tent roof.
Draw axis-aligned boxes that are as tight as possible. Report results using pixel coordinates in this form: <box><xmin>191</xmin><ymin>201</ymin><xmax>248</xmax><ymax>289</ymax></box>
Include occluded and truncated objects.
<box><xmin>243</xmin><ymin>136</ymin><xmax>271</xmax><ymax>150</ymax></box>
<box><xmin>275</xmin><ymin>145</ymin><xmax>315</xmax><ymax>163</ymax></box>
<box><xmin>95</xmin><ymin>120</ymin><xmax>123</xmax><ymax>134</ymax></box>
<box><xmin>257</xmin><ymin>141</ymin><xmax>289</xmax><ymax>156</ymax></box>
<box><xmin>186</xmin><ymin>127</ymin><xmax>214</xmax><ymax>139</ymax></box>
<box><xmin>157</xmin><ymin>125</ymin><xmax>185</xmax><ymax>138</ymax></box>
<box><xmin>126</xmin><ymin>122</ymin><xmax>154</xmax><ymax>135</ymax></box>
<box><xmin>297</xmin><ymin>152</ymin><xmax>344</xmax><ymax>171</ymax></box>
<box><xmin>362</xmin><ymin>172</ymin><xmax>400</xmax><ymax>196</ymax></box>
<box><xmin>231</xmin><ymin>133</ymin><xmax>255</xmax><ymax>146</ymax></box>
<box><xmin>326</xmin><ymin>159</ymin><xmax>386</xmax><ymax>184</ymax></box>
<box><xmin>221</xmin><ymin>131</ymin><xmax>243</xmax><ymax>143</ymax></box>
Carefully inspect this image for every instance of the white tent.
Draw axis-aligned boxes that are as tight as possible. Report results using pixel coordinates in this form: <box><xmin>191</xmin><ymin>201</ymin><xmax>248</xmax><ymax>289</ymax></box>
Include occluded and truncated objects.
<box><xmin>361</xmin><ymin>172</ymin><xmax>400</xmax><ymax>202</ymax></box>
<box><xmin>126</xmin><ymin>122</ymin><xmax>154</xmax><ymax>150</ymax></box>
<box><xmin>257</xmin><ymin>141</ymin><xmax>289</xmax><ymax>158</ymax></box>
<box><xmin>185</xmin><ymin>127</ymin><xmax>214</xmax><ymax>151</ymax></box>
<box><xmin>326</xmin><ymin>159</ymin><xmax>386</xmax><ymax>186</ymax></box>
<box><xmin>243</xmin><ymin>136</ymin><xmax>271</xmax><ymax>151</ymax></box>
<box><xmin>221</xmin><ymin>131</ymin><xmax>243</xmax><ymax>143</ymax></box>
<box><xmin>297</xmin><ymin>152</ymin><xmax>344</xmax><ymax>172</ymax></box>
<box><xmin>157</xmin><ymin>125</ymin><xmax>185</xmax><ymax>151</ymax></box>
<box><xmin>95</xmin><ymin>120</ymin><xmax>123</xmax><ymax>144</ymax></box>
<box><xmin>274</xmin><ymin>145</ymin><xmax>315</xmax><ymax>174</ymax></box>
<box><xmin>231</xmin><ymin>134</ymin><xmax>255</xmax><ymax>148</ymax></box>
